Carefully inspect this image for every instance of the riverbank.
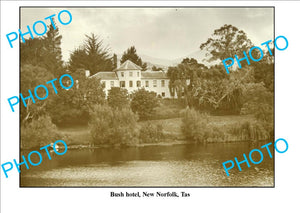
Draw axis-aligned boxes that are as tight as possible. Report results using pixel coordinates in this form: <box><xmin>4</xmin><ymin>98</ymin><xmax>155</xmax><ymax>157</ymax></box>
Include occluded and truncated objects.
<box><xmin>58</xmin><ymin>114</ymin><xmax>260</xmax><ymax>147</ymax></box>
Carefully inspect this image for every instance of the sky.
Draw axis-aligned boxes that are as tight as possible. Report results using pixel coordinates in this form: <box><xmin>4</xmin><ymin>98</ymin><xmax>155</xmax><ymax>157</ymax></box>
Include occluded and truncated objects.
<box><xmin>20</xmin><ymin>7</ymin><xmax>274</xmax><ymax>63</ymax></box>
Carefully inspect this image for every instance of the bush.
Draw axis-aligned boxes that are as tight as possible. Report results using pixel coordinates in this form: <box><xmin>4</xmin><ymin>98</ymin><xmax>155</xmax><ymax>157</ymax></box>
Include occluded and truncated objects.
<box><xmin>21</xmin><ymin>115</ymin><xmax>62</xmax><ymax>149</ymax></box>
<box><xmin>181</xmin><ymin>108</ymin><xmax>226</xmax><ymax>143</ymax></box>
<box><xmin>131</xmin><ymin>88</ymin><xmax>159</xmax><ymax>120</ymax></box>
<box><xmin>47</xmin><ymin>74</ymin><xmax>105</xmax><ymax>126</ymax></box>
<box><xmin>228</xmin><ymin>121</ymin><xmax>271</xmax><ymax>141</ymax></box>
<box><xmin>107</xmin><ymin>87</ymin><xmax>129</xmax><ymax>109</ymax></box>
<box><xmin>89</xmin><ymin>105</ymin><xmax>139</xmax><ymax>146</ymax></box>
<box><xmin>139</xmin><ymin>122</ymin><xmax>164</xmax><ymax>143</ymax></box>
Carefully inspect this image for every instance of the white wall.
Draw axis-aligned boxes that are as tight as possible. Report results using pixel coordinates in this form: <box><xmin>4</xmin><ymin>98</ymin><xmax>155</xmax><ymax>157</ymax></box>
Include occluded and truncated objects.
<box><xmin>141</xmin><ymin>79</ymin><xmax>171</xmax><ymax>98</ymax></box>
<box><xmin>116</xmin><ymin>70</ymin><xmax>141</xmax><ymax>93</ymax></box>
<box><xmin>100</xmin><ymin>79</ymin><xmax>119</xmax><ymax>97</ymax></box>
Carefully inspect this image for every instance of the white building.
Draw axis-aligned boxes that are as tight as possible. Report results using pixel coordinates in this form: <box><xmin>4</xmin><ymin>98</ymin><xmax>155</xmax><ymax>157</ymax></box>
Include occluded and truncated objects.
<box><xmin>90</xmin><ymin>60</ymin><xmax>172</xmax><ymax>98</ymax></box>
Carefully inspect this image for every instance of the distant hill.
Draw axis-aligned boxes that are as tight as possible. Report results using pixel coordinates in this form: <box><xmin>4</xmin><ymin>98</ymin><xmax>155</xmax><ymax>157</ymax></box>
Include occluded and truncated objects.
<box><xmin>116</xmin><ymin>49</ymin><xmax>218</xmax><ymax>70</ymax></box>
<box><xmin>116</xmin><ymin>54</ymin><xmax>170</xmax><ymax>70</ymax></box>
<box><xmin>171</xmin><ymin>50</ymin><xmax>219</xmax><ymax>67</ymax></box>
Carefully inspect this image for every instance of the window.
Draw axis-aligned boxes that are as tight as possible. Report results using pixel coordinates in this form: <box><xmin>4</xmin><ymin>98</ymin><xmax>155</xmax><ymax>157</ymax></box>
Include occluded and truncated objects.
<box><xmin>102</xmin><ymin>81</ymin><xmax>106</xmax><ymax>88</ymax></box>
<box><xmin>129</xmin><ymin>81</ymin><xmax>133</xmax><ymax>87</ymax></box>
<box><xmin>161</xmin><ymin>80</ymin><xmax>165</xmax><ymax>87</ymax></box>
<box><xmin>137</xmin><ymin>81</ymin><xmax>141</xmax><ymax>87</ymax></box>
<box><xmin>162</xmin><ymin>92</ymin><xmax>165</xmax><ymax>97</ymax></box>
<box><xmin>137</xmin><ymin>72</ymin><xmax>140</xmax><ymax>77</ymax></box>
<box><xmin>121</xmin><ymin>72</ymin><xmax>124</xmax><ymax>77</ymax></box>
<box><xmin>145</xmin><ymin>81</ymin><xmax>149</xmax><ymax>87</ymax></box>
<box><xmin>110</xmin><ymin>81</ymin><xmax>114</xmax><ymax>87</ymax></box>
<box><xmin>153</xmin><ymin>80</ymin><xmax>157</xmax><ymax>87</ymax></box>
<box><xmin>120</xmin><ymin>81</ymin><xmax>125</xmax><ymax>87</ymax></box>
<box><xmin>129</xmin><ymin>72</ymin><xmax>133</xmax><ymax>77</ymax></box>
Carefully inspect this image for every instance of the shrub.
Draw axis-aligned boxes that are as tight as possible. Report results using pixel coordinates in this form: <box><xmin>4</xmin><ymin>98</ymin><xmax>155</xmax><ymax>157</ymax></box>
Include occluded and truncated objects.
<box><xmin>228</xmin><ymin>121</ymin><xmax>271</xmax><ymax>141</ymax></box>
<box><xmin>181</xmin><ymin>108</ymin><xmax>207</xmax><ymax>142</ymax></box>
<box><xmin>21</xmin><ymin>115</ymin><xmax>62</xmax><ymax>149</ymax></box>
<box><xmin>181</xmin><ymin>108</ymin><xmax>226</xmax><ymax>143</ymax></box>
<box><xmin>131</xmin><ymin>88</ymin><xmax>159</xmax><ymax>120</ymax></box>
<box><xmin>47</xmin><ymin>74</ymin><xmax>105</xmax><ymax>126</ymax></box>
<box><xmin>89</xmin><ymin>105</ymin><xmax>139</xmax><ymax>146</ymax></box>
<box><xmin>107</xmin><ymin>87</ymin><xmax>129</xmax><ymax>109</ymax></box>
<box><xmin>139</xmin><ymin>122</ymin><xmax>164</xmax><ymax>143</ymax></box>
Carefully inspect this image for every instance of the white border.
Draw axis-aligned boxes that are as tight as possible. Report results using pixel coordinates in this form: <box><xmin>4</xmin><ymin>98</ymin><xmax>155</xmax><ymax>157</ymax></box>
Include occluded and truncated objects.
<box><xmin>1</xmin><ymin>1</ymin><xmax>300</xmax><ymax>213</ymax></box>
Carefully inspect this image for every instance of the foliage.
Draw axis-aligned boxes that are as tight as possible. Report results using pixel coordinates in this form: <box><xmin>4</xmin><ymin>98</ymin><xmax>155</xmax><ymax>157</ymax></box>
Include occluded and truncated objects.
<box><xmin>20</xmin><ymin>64</ymin><xmax>55</xmax><ymax>124</ymax></box>
<box><xmin>47</xmin><ymin>72</ymin><xmax>106</xmax><ymax>126</ymax></box>
<box><xmin>152</xmin><ymin>65</ymin><xmax>163</xmax><ymax>71</ymax></box>
<box><xmin>43</xmin><ymin>22</ymin><xmax>64</xmax><ymax>76</ymax></box>
<box><xmin>120</xmin><ymin>46</ymin><xmax>147</xmax><ymax>71</ymax></box>
<box><xmin>68</xmin><ymin>33</ymin><xmax>113</xmax><ymax>75</ymax></box>
<box><xmin>181</xmin><ymin>108</ymin><xmax>225</xmax><ymax>143</ymax></box>
<box><xmin>107</xmin><ymin>87</ymin><xmax>129</xmax><ymax>109</ymax></box>
<box><xmin>139</xmin><ymin>122</ymin><xmax>164</xmax><ymax>143</ymax></box>
<box><xmin>89</xmin><ymin>105</ymin><xmax>139</xmax><ymax>146</ymax></box>
<box><xmin>21</xmin><ymin>115</ymin><xmax>62</xmax><ymax>149</ymax></box>
<box><xmin>167</xmin><ymin>58</ymin><xmax>207</xmax><ymax>106</ymax></box>
<box><xmin>131</xmin><ymin>88</ymin><xmax>159</xmax><ymax>120</ymax></box>
<box><xmin>228</xmin><ymin>121</ymin><xmax>271</xmax><ymax>141</ymax></box>
<box><xmin>252</xmin><ymin>49</ymin><xmax>274</xmax><ymax>91</ymax></box>
<box><xmin>21</xmin><ymin>21</ymin><xmax>63</xmax><ymax>77</ymax></box>
<box><xmin>200</xmin><ymin>24</ymin><xmax>253</xmax><ymax>64</ymax></box>
<box><xmin>241</xmin><ymin>82</ymin><xmax>273</xmax><ymax>122</ymax></box>
<box><xmin>68</xmin><ymin>47</ymin><xmax>87</xmax><ymax>72</ymax></box>
<box><xmin>167</xmin><ymin>59</ymin><xmax>243</xmax><ymax>114</ymax></box>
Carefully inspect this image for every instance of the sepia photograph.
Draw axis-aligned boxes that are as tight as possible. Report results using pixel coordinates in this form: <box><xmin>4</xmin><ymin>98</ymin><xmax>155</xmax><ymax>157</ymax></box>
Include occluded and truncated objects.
<box><xmin>19</xmin><ymin>7</ymin><xmax>274</xmax><ymax>187</ymax></box>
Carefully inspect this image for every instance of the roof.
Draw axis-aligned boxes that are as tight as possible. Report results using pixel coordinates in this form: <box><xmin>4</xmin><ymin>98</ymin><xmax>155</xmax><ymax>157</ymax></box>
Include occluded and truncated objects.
<box><xmin>114</xmin><ymin>60</ymin><xmax>142</xmax><ymax>71</ymax></box>
<box><xmin>90</xmin><ymin>71</ymin><xmax>118</xmax><ymax>80</ymax></box>
<box><xmin>141</xmin><ymin>71</ymin><xmax>168</xmax><ymax>79</ymax></box>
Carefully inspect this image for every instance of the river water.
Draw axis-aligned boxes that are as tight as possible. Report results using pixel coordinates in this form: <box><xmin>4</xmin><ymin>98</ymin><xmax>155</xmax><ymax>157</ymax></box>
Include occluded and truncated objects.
<box><xmin>20</xmin><ymin>141</ymin><xmax>274</xmax><ymax>187</ymax></box>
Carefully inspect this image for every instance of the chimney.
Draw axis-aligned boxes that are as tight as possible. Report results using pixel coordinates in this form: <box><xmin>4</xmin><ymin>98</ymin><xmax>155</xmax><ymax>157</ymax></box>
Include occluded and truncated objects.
<box><xmin>85</xmin><ymin>70</ymin><xmax>90</xmax><ymax>78</ymax></box>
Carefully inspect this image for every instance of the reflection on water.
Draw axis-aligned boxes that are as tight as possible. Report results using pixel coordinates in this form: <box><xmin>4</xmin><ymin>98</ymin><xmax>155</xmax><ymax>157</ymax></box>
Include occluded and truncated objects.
<box><xmin>21</xmin><ymin>142</ymin><xmax>274</xmax><ymax>187</ymax></box>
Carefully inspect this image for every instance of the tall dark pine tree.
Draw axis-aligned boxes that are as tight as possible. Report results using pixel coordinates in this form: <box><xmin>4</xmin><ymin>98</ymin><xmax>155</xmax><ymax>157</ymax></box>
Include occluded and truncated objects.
<box><xmin>68</xmin><ymin>47</ymin><xmax>87</xmax><ymax>72</ymax></box>
<box><xmin>68</xmin><ymin>33</ymin><xmax>113</xmax><ymax>75</ymax></box>
<box><xmin>20</xmin><ymin>20</ymin><xmax>64</xmax><ymax>77</ymax></box>
<box><xmin>21</xmin><ymin>37</ymin><xmax>45</xmax><ymax>67</ymax></box>
<box><xmin>84</xmin><ymin>33</ymin><xmax>113</xmax><ymax>75</ymax></box>
<box><xmin>43</xmin><ymin>20</ymin><xmax>64</xmax><ymax>77</ymax></box>
<box><xmin>120</xmin><ymin>46</ymin><xmax>147</xmax><ymax>70</ymax></box>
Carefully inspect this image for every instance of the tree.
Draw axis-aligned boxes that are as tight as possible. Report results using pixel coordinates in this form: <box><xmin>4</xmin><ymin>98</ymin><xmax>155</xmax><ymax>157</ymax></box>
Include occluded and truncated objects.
<box><xmin>47</xmin><ymin>71</ymin><xmax>106</xmax><ymax>126</ymax></box>
<box><xmin>89</xmin><ymin>105</ymin><xmax>139</xmax><ymax>146</ymax></box>
<box><xmin>200</xmin><ymin>24</ymin><xmax>253</xmax><ymax>70</ymax></box>
<box><xmin>43</xmin><ymin>21</ymin><xmax>64</xmax><ymax>76</ymax></box>
<box><xmin>21</xmin><ymin>37</ymin><xmax>45</xmax><ymax>67</ymax></box>
<box><xmin>152</xmin><ymin>65</ymin><xmax>163</xmax><ymax>71</ymax></box>
<box><xmin>68</xmin><ymin>47</ymin><xmax>87</xmax><ymax>72</ymax></box>
<box><xmin>167</xmin><ymin>58</ymin><xmax>207</xmax><ymax>106</ymax></box>
<box><xmin>120</xmin><ymin>46</ymin><xmax>147</xmax><ymax>71</ymax></box>
<box><xmin>84</xmin><ymin>33</ymin><xmax>113</xmax><ymax>74</ymax></box>
<box><xmin>107</xmin><ymin>87</ymin><xmax>129</xmax><ymax>109</ymax></box>
<box><xmin>68</xmin><ymin>33</ymin><xmax>113</xmax><ymax>75</ymax></box>
<box><xmin>20</xmin><ymin>64</ymin><xmax>55</xmax><ymax>124</ymax></box>
<box><xmin>131</xmin><ymin>88</ymin><xmax>158</xmax><ymax>120</ymax></box>
<box><xmin>21</xmin><ymin>115</ymin><xmax>62</xmax><ymax>149</ymax></box>
<box><xmin>20</xmin><ymin>21</ymin><xmax>64</xmax><ymax>77</ymax></box>
<box><xmin>251</xmin><ymin>48</ymin><xmax>274</xmax><ymax>91</ymax></box>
